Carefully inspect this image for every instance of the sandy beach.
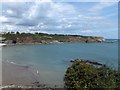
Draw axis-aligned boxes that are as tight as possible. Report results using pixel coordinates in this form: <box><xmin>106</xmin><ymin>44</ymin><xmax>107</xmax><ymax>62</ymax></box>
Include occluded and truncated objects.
<box><xmin>2</xmin><ymin>61</ymin><xmax>40</xmax><ymax>86</ymax></box>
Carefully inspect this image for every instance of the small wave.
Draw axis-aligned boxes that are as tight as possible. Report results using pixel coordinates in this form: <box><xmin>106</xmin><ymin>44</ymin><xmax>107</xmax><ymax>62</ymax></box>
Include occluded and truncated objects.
<box><xmin>10</xmin><ymin>61</ymin><xmax>17</xmax><ymax>65</ymax></box>
<box><xmin>5</xmin><ymin>60</ymin><xmax>17</xmax><ymax>65</ymax></box>
<box><xmin>5</xmin><ymin>59</ymin><xmax>31</xmax><ymax>68</ymax></box>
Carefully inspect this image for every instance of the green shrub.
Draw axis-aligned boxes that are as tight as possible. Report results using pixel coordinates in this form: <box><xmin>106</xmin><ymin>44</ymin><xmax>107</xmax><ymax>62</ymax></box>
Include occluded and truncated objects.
<box><xmin>64</xmin><ymin>59</ymin><xmax>118</xmax><ymax>89</ymax></box>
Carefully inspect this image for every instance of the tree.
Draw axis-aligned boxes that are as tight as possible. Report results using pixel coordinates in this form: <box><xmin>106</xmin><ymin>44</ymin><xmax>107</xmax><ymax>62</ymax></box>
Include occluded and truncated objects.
<box><xmin>7</xmin><ymin>32</ymin><xmax>10</xmax><ymax>34</ymax></box>
<box><xmin>16</xmin><ymin>31</ymin><xmax>20</xmax><ymax>34</ymax></box>
<box><xmin>35</xmin><ymin>32</ymin><xmax>39</xmax><ymax>34</ymax></box>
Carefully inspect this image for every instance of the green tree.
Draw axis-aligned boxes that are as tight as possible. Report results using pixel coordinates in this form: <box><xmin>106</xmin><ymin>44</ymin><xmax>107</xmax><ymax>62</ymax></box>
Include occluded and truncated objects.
<box><xmin>16</xmin><ymin>31</ymin><xmax>20</xmax><ymax>34</ymax></box>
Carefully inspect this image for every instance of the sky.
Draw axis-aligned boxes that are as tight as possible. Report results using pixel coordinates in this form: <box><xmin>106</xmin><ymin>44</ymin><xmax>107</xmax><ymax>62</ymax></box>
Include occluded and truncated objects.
<box><xmin>0</xmin><ymin>0</ymin><xmax>118</xmax><ymax>39</ymax></box>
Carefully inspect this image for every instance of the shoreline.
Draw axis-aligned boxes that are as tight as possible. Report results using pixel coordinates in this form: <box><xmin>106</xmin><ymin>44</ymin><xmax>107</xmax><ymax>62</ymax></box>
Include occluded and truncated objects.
<box><xmin>2</xmin><ymin>40</ymin><xmax>118</xmax><ymax>47</ymax></box>
<box><xmin>2</xmin><ymin>61</ymin><xmax>63</xmax><ymax>89</ymax></box>
<box><xmin>1</xmin><ymin>38</ymin><xmax>118</xmax><ymax>46</ymax></box>
<box><xmin>1</xmin><ymin>40</ymin><xmax>107</xmax><ymax>47</ymax></box>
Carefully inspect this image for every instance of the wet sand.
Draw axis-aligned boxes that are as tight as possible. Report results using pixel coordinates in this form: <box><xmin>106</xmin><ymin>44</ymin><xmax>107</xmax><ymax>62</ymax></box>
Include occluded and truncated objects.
<box><xmin>2</xmin><ymin>61</ymin><xmax>40</xmax><ymax>86</ymax></box>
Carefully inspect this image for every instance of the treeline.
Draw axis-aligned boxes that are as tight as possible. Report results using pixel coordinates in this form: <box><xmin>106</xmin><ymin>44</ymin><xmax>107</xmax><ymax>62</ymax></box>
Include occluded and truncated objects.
<box><xmin>1</xmin><ymin>32</ymin><xmax>81</xmax><ymax>40</ymax></box>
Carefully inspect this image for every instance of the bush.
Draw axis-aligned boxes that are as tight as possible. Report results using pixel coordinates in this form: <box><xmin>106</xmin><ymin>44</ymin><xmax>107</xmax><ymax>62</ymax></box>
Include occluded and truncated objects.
<box><xmin>64</xmin><ymin>59</ymin><xmax>118</xmax><ymax>89</ymax></box>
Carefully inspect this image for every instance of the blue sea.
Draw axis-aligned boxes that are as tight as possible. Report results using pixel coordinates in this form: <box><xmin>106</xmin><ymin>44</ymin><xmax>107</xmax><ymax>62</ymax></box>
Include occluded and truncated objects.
<box><xmin>2</xmin><ymin>40</ymin><xmax>118</xmax><ymax>86</ymax></box>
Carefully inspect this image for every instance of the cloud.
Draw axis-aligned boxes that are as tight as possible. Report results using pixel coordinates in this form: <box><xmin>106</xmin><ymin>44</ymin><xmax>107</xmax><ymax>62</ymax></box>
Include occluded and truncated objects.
<box><xmin>0</xmin><ymin>16</ymin><xmax>8</xmax><ymax>22</ymax></box>
<box><xmin>0</xmin><ymin>25</ymin><xmax>17</xmax><ymax>32</ymax></box>
<box><xmin>1</xmin><ymin>1</ymin><xmax>118</xmax><ymax>38</ymax></box>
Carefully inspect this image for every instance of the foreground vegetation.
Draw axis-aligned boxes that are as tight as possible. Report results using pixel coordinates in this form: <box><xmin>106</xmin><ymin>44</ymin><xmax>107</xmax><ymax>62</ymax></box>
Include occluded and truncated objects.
<box><xmin>64</xmin><ymin>59</ymin><xmax>119</xmax><ymax>89</ymax></box>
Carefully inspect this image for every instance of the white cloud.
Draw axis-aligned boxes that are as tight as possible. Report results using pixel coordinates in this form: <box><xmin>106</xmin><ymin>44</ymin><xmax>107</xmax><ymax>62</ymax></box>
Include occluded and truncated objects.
<box><xmin>67</xmin><ymin>24</ymin><xmax>72</xmax><ymax>28</ymax></box>
<box><xmin>80</xmin><ymin>30</ymin><xmax>100</xmax><ymax>33</ymax></box>
<box><xmin>0</xmin><ymin>16</ymin><xmax>8</xmax><ymax>22</ymax></box>
<box><xmin>6</xmin><ymin>10</ymin><xmax>13</xmax><ymax>14</ymax></box>
<box><xmin>0</xmin><ymin>25</ymin><xmax>16</xmax><ymax>32</ymax></box>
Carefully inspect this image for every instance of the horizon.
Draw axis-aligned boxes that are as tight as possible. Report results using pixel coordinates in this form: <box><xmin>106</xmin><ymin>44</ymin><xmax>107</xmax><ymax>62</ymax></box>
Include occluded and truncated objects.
<box><xmin>0</xmin><ymin>0</ymin><xmax>118</xmax><ymax>39</ymax></box>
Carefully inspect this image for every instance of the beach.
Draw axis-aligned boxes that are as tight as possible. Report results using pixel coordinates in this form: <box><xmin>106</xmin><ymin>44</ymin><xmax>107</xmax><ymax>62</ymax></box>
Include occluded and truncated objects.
<box><xmin>2</xmin><ymin>61</ymin><xmax>63</xmax><ymax>89</ymax></box>
<box><xmin>2</xmin><ymin>61</ymin><xmax>40</xmax><ymax>86</ymax></box>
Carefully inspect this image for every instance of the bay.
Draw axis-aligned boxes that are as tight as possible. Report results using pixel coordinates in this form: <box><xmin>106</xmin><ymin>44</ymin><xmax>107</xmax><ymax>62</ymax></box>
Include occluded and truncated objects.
<box><xmin>2</xmin><ymin>41</ymin><xmax>118</xmax><ymax>86</ymax></box>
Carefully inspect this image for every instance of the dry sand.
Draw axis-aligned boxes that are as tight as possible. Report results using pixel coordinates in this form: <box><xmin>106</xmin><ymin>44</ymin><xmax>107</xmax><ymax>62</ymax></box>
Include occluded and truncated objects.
<box><xmin>2</xmin><ymin>61</ymin><xmax>40</xmax><ymax>86</ymax></box>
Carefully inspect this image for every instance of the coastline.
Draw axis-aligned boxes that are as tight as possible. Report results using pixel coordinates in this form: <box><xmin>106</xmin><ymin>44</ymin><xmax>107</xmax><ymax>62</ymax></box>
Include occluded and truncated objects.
<box><xmin>2</xmin><ymin>40</ymin><xmax>118</xmax><ymax>47</ymax></box>
<box><xmin>2</xmin><ymin>61</ymin><xmax>40</xmax><ymax>86</ymax></box>
<box><xmin>1</xmin><ymin>32</ymin><xmax>105</xmax><ymax>45</ymax></box>
<box><xmin>1</xmin><ymin>38</ymin><xmax>118</xmax><ymax>47</ymax></box>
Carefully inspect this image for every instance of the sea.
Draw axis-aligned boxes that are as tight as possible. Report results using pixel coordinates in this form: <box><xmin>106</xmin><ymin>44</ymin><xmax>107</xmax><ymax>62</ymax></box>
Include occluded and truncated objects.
<box><xmin>2</xmin><ymin>39</ymin><xmax>118</xmax><ymax>86</ymax></box>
